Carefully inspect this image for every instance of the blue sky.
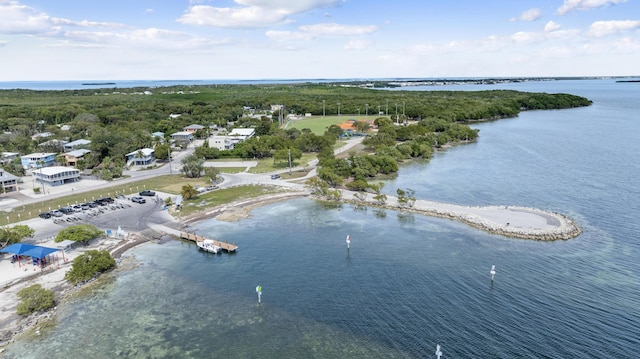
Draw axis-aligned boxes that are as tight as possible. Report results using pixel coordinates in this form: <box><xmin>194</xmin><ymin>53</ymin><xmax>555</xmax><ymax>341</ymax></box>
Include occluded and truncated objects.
<box><xmin>1</xmin><ymin>0</ymin><xmax>639</xmax><ymax>80</ymax></box>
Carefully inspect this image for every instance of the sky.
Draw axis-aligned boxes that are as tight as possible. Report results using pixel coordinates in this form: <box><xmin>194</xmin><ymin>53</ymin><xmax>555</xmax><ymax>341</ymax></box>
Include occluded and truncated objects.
<box><xmin>1</xmin><ymin>0</ymin><xmax>639</xmax><ymax>81</ymax></box>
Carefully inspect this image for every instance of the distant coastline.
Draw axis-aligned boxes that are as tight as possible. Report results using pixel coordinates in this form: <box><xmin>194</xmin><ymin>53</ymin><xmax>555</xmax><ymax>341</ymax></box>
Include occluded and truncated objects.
<box><xmin>1</xmin><ymin>76</ymin><xmax>637</xmax><ymax>91</ymax></box>
<box><xmin>81</xmin><ymin>82</ymin><xmax>116</xmax><ymax>86</ymax></box>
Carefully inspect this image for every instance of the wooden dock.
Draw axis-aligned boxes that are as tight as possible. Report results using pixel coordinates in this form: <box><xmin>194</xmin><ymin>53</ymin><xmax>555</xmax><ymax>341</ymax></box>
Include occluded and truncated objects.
<box><xmin>180</xmin><ymin>232</ymin><xmax>238</xmax><ymax>252</ymax></box>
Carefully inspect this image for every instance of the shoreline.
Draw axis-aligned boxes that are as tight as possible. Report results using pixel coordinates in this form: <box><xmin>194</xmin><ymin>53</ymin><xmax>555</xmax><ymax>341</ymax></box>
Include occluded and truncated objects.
<box><xmin>0</xmin><ymin>188</ymin><xmax>582</xmax><ymax>349</ymax></box>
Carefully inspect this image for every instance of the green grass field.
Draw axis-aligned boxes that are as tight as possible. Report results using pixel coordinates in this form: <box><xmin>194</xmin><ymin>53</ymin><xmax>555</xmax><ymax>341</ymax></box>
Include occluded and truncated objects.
<box><xmin>286</xmin><ymin>115</ymin><xmax>385</xmax><ymax>135</ymax></box>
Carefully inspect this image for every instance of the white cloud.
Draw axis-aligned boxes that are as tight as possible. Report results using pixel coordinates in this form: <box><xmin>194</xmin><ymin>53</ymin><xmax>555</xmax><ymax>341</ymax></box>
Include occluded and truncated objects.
<box><xmin>511</xmin><ymin>8</ymin><xmax>542</xmax><ymax>22</ymax></box>
<box><xmin>344</xmin><ymin>39</ymin><xmax>373</xmax><ymax>50</ymax></box>
<box><xmin>178</xmin><ymin>0</ymin><xmax>339</xmax><ymax>28</ymax></box>
<box><xmin>544</xmin><ymin>21</ymin><xmax>562</xmax><ymax>32</ymax></box>
<box><xmin>265</xmin><ymin>22</ymin><xmax>377</xmax><ymax>46</ymax></box>
<box><xmin>235</xmin><ymin>0</ymin><xmax>339</xmax><ymax>14</ymax></box>
<box><xmin>145</xmin><ymin>8</ymin><xmax>154</xmax><ymax>14</ymax></box>
<box><xmin>556</xmin><ymin>0</ymin><xmax>627</xmax><ymax>15</ymax></box>
<box><xmin>298</xmin><ymin>23</ymin><xmax>378</xmax><ymax>37</ymax></box>
<box><xmin>0</xmin><ymin>1</ymin><xmax>57</xmax><ymax>34</ymax></box>
<box><xmin>265</xmin><ymin>30</ymin><xmax>313</xmax><ymax>42</ymax></box>
<box><xmin>0</xmin><ymin>1</ymin><xmax>123</xmax><ymax>35</ymax></box>
<box><xmin>588</xmin><ymin>20</ymin><xmax>640</xmax><ymax>37</ymax></box>
<box><xmin>510</xmin><ymin>31</ymin><xmax>545</xmax><ymax>43</ymax></box>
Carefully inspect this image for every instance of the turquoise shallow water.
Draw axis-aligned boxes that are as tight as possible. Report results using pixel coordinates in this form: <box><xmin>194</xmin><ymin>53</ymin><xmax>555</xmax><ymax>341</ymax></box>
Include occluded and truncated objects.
<box><xmin>3</xmin><ymin>79</ymin><xmax>640</xmax><ymax>358</ymax></box>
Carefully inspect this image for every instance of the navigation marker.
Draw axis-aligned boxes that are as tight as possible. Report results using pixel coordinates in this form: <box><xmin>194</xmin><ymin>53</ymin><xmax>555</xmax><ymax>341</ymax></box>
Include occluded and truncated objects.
<box><xmin>346</xmin><ymin>234</ymin><xmax>351</xmax><ymax>250</ymax></box>
<box><xmin>490</xmin><ymin>264</ymin><xmax>496</xmax><ymax>282</ymax></box>
<box><xmin>256</xmin><ymin>285</ymin><xmax>262</xmax><ymax>304</ymax></box>
<box><xmin>435</xmin><ymin>343</ymin><xmax>442</xmax><ymax>359</ymax></box>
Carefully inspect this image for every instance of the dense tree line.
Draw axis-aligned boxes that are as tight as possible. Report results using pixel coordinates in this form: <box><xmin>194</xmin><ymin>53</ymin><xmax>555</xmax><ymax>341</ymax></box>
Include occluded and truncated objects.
<box><xmin>0</xmin><ymin>83</ymin><xmax>590</xmax><ymax>181</ymax></box>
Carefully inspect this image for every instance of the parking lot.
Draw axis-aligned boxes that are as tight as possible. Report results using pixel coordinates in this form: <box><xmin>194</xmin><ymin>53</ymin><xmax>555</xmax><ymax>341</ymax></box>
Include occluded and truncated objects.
<box><xmin>35</xmin><ymin>193</ymin><xmax>175</xmax><ymax>236</ymax></box>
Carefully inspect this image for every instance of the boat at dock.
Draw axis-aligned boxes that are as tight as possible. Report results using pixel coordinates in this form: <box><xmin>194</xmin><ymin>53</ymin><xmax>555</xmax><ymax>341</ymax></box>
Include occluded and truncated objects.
<box><xmin>197</xmin><ymin>239</ymin><xmax>221</xmax><ymax>254</ymax></box>
<box><xmin>180</xmin><ymin>232</ymin><xmax>238</xmax><ymax>253</ymax></box>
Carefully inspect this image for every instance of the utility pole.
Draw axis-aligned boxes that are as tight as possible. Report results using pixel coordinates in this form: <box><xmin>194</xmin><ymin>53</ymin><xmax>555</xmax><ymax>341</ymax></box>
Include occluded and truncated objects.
<box><xmin>395</xmin><ymin>103</ymin><xmax>398</xmax><ymax>124</ymax></box>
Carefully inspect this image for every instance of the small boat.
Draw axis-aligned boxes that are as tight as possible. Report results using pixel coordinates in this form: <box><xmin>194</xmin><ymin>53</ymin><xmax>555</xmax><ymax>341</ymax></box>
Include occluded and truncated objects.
<box><xmin>197</xmin><ymin>239</ymin><xmax>221</xmax><ymax>254</ymax></box>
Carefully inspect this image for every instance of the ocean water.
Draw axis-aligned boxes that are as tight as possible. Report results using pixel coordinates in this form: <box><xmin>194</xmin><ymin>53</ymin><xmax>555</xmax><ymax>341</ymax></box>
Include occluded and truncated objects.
<box><xmin>3</xmin><ymin>79</ymin><xmax>640</xmax><ymax>358</ymax></box>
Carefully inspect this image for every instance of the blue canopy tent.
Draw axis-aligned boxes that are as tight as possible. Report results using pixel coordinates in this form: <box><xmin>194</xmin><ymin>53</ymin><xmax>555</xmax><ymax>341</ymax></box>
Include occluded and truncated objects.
<box><xmin>1</xmin><ymin>244</ymin><xmax>60</xmax><ymax>269</ymax></box>
<box><xmin>22</xmin><ymin>246</ymin><xmax>59</xmax><ymax>259</ymax></box>
<box><xmin>21</xmin><ymin>246</ymin><xmax>60</xmax><ymax>269</ymax></box>
<box><xmin>0</xmin><ymin>243</ymin><xmax>38</xmax><ymax>267</ymax></box>
<box><xmin>0</xmin><ymin>243</ymin><xmax>38</xmax><ymax>255</ymax></box>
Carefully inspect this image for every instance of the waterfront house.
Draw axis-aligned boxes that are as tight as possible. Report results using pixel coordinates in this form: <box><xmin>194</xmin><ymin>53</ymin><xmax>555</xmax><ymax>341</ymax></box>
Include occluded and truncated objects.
<box><xmin>33</xmin><ymin>166</ymin><xmax>80</xmax><ymax>186</ymax></box>
<box><xmin>21</xmin><ymin>152</ymin><xmax>57</xmax><ymax>169</ymax></box>
<box><xmin>126</xmin><ymin>148</ymin><xmax>155</xmax><ymax>166</ymax></box>
<box><xmin>0</xmin><ymin>169</ymin><xmax>19</xmax><ymax>193</ymax></box>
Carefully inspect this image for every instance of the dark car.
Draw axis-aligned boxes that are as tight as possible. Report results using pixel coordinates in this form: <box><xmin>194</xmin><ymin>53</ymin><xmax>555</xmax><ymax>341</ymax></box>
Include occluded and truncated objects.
<box><xmin>59</xmin><ymin>207</ymin><xmax>74</xmax><ymax>214</ymax></box>
<box><xmin>95</xmin><ymin>197</ymin><xmax>113</xmax><ymax>205</ymax></box>
<box><xmin>39</xmin><ymin>212</ymin><xmax>52</xmax><ymax>219</ymax></box>
<box><xmin>139</xmin><ymin>190</ymin><xmax>156</xmax><ymax>197</ymax></box>
<box><xmin>131</xmin><ymin>196</ymin><xmax>146</xmax><ymax>204</ymax></box>
<box><xmin>271</xmin><ymin>174</ymin><xmax>281</xmax><ymax>180</ymax></box>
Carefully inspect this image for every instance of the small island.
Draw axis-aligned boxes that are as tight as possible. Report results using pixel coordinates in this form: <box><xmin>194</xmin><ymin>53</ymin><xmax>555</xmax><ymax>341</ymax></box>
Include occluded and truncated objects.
<box><xmin>81</xmin><ymin>82</ymin><xmax>116</xmax><ymax>86</ymax></box>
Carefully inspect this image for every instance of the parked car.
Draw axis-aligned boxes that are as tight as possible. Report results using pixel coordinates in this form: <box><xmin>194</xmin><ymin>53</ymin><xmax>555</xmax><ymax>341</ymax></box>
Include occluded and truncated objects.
<box><xmin>59</xmin><ymin>207</ymin><xmax>74</xmax><ymax>214</ymax></box>
<box><xmin>271</xmin><ymin>174</ymin><xmax>281</xmax><ymax>180</ymax></box>
<box><xmin>131</xmin><ymin>196</ymin><xmax>146</xmax><ymax>204</ymax></box>
<box><xmin>50</xmin><ymin>210</ymin><xmax>64</xmax><ymax>217</ymax></box>
<box><xmin>95</xmin><ymin>197</ymin><xmax>113</xmax><ymax>205</ymax></box>
<box><xmin>139</xmin><ymin>190</ymin><xmax>156</xmax><ymax>197</ymax></box>
<box><xmin>39</xmin><ymin>212</ymin><xmax>52</xmax><ymax>219</ymax></box>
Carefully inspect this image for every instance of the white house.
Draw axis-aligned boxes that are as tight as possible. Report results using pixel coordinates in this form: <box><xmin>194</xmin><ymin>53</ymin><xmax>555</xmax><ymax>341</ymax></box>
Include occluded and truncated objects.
<box><xmin>126</xmin><ymin>148</ymin><xmax>155</xmax><ymax>166</ymax></box>
<box><xmin>208</xmin><ymin>136</ymin><xmax>235</xmax><ymax>151</ymax></box>
<box><xmin>33</xmin><ymin>166</ymin><xmax>80</xmax><ymax>186</ymax></box>
<box><xmin>207</xmin><ymin>128</ymin><xmax>255</xmax><ymax>151</ymax></box>
<box><xmin>228</xmin><ymin>128</ymin><xmax>255</xmax><ymax>139</ymax></box>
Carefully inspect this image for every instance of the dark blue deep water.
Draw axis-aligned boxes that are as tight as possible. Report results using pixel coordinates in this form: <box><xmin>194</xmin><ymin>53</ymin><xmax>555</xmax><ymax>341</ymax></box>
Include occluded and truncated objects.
<box><xmin>3</xmin><ymin>79</ymin><xmax>640</xmax><ymax>358</ymax></box>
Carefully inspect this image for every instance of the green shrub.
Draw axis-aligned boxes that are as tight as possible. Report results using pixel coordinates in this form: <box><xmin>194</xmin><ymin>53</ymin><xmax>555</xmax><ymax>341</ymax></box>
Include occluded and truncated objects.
<box><xmin>65</xmin><ymin>250</ymin><xmax>116</xmax><ymax>285</ymax></box>
<box><xmin>55</xmin><ymin>224</ymin><xmax>103</xmax><ymax>244</ymax></box>
<box><xmin>16</xmin><ymin>284</ymin><xmax>55</xmax><ymax>316</ymax></box>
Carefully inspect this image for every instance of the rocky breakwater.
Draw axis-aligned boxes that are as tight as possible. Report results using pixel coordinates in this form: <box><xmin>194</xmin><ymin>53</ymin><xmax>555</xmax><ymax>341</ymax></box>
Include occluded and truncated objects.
<box><xmin>341</xmin><ymin>192</ymin><xmax>582</xmax><ymax>241</ymax></box>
